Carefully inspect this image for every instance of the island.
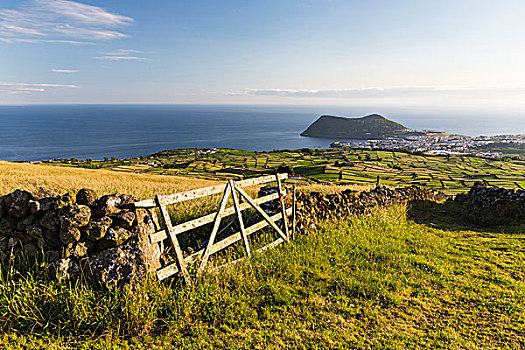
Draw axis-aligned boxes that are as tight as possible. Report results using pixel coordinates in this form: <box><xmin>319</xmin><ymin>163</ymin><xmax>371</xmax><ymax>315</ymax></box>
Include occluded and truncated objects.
<box><xmin>300</xmin><ymin>114</ymin><xmax>414</xmax><ymax>139</ymax></box>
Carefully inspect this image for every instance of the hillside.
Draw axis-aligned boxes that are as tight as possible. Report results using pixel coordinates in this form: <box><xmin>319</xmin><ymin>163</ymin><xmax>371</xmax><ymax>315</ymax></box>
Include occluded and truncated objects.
<box><xmin>300</xmin><ymin>114</ymin><xmax>411</xmax><ymax>139</ymax></box>
<box><xmin>2</xmin><ymin>204</ymin><xmax>524</xmax><ymax>348</ymax></box>
<box><xmin>0</xmin><ymin>161</ymin><xmax>219</xmax><ymax>199</ymax></box>
<box><xmin>0</xmin><ymin>163</ymin><xmax>524</xmax><ymax>348</ymax></box>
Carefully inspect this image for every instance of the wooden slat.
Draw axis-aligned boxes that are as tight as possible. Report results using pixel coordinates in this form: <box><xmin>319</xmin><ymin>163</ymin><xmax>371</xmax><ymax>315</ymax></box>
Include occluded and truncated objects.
<box><xmin>182</xmin><ymin>208</ymin><xmax>291</xmax><ymax>265</ymax></box>
<box><xmin>230</xmin><ymin>180</ymin><xmax>251</xmax><ymax>257</ymax></box>
<box><xmin>235</xmin><ymin>186</ymin><xmax>288</xmax><ymax>241</ymax></box>
<box><xmin>156</xmin><ymin>262</ymin><xmax>179</xmax><ymax>281</ymax></box>
<box><xmin>155</xmin><ymin>195</ymin><xmax>192</xmax><ymax>285</ymax></box>
<box><xmin>208</xmin><ymin>208</ymin><xmax>291</xmax><ymax>255</ymax></box>
<box><xmin>135</xmin><ymin>173</ymin><xmax>288</xmax><ymax>208</ymax></box>
<box><xmin>148</xmin><ymin>192</ymin><xmax>283</xmax><ymax>244</ymax></box>
<box><xmin>275</xmin><ymin>174</ymin><xmax>289</xmax><ymax>239</ymax></box>
<box><xmin>210</xmin><ymin>235</ymin><xmax>286</xmax><ymax>272</ymax></box>
<box><xmin>159</xmin><ymin>208</ymin><xmax>291</xmax><ymax>279</ymax></box>
<box><xmin>197</xmin><ymin>185</ymin><xmax>231</xmax><ymax>276</ymax></box>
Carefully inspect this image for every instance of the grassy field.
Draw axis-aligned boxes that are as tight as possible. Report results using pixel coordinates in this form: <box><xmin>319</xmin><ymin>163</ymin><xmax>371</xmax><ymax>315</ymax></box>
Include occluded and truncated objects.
<box><xmin>0</xmin><ymin>161</ymin><xmax>219</xmax><ymax>199</ymax></box>
<box><xmin>43</xmin><ymin>148</ymin><xmax>525</xmax><ymax>194</ymax></box>
<box><xmin>1</xmin><ymin>204</ymin><xmax>524</xmax><ymax>349</ymax></box>
<box><xmin>1</xmin><ymin>161</ymin><xmax>524</xmax><ymax>348</ymax></box>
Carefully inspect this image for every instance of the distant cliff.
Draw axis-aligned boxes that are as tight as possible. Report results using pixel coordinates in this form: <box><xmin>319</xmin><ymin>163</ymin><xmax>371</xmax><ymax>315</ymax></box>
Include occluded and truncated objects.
<box><xmin>300</xmin><ymin>114</ymin><xmax>410</xmax><ymax>139</ymax></box>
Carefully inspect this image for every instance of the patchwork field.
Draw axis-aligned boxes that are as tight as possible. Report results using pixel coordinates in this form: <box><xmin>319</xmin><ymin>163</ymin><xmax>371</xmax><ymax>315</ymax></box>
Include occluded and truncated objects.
<box><xmin>44</xmin><ymin>148</ymin><xmax>525</xmax><ymax>194</ymax></box>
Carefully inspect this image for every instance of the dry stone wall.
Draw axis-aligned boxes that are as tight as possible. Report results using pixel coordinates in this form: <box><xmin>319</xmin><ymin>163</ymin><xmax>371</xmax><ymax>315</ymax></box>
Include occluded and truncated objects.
<box><xmin>291</xmin><ymin>185</ymin><xmax>447</xmax><ymax>231</ymax></box>
<box><xmin>454</xmin><ymin>181</ymin><xmax>525</xmax><ymax>226</ymax></box>
<box><xmin>2</xmin><ymin>181</ymin><xmax>521</xmax><ymax>287</ymax></box>
<box><xmin>0</xmin><ymin>188</ymin><xmax>161</xmax><ymax>287</ymax></box>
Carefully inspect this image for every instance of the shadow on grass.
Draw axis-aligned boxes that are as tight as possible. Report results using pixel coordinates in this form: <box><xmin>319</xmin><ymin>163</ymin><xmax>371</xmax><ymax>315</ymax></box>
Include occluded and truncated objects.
<box><xmin>407</xmin><ymin>199</ymin><xmax>525</xmax><ymax>234</ymax></box>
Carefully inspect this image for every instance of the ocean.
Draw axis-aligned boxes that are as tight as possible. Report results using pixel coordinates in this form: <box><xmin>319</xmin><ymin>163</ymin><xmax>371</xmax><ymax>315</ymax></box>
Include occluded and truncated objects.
<box><xmin>0</xmin><ymin>104</ymin><xmax>523</xmax><ymax>161</ymax></box>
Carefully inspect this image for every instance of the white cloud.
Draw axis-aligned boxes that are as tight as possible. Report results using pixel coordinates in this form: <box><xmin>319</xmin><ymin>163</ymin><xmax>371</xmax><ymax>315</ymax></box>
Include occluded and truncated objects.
<box><xmin>51</xmin><ymin>69</ymin><xmax>78</xmax><ymax>73</ymax></box>
<box><xmin>92</xmin><ymin>48</ymin><xmax>151</xmax><ymax>61</ymax></box>
<box><xmin>233</xmin><ymin>86</ymin><xmax>525</xmax><ymax>99</ymax></box>
<box><xmin>104</xmin><ymin>49</ymin><xmax>147</xmax><ymax>55</ymax></box>
<box><xmin>0</xmin><ymin>37</ymin><xmax>91</xmax><ymax>44</ymax></box>
<box><xmin>92</xmin><ymin>55</ymin><xmax>147</xmax><ymax>61</ymax></box>
<box><xmin>0</xmin><ymin>0</ymin><xmax>133</xmax><ymax>44</ymax></box>
<box><xmin>35</xmin><ymin>0</ymin><xmax>132</xmax><ymax>26</ymax></box>
<box><xmin>0</xmin><ymin>81</ymin><xmax>78</xmax><ymax>94</ymax></box>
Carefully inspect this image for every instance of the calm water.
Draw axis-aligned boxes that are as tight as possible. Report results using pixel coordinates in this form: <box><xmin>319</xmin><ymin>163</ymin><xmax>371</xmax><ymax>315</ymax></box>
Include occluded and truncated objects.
<box><xmin>0</xmin><ymin>104</ymin><xmax>523</xmax><ymax>161</ymax></box>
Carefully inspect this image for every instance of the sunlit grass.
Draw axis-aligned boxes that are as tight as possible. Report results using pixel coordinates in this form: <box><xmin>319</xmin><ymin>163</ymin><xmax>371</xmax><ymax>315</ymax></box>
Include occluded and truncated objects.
<box><xmin>1</xmin><ymin>205</ymin><xmax>524</xmax><ymax>348</ymax></box>
<box><xmin>0</xmin><ymin>161</ymin><xmax>219</xmax><ymax>199</ymax></box>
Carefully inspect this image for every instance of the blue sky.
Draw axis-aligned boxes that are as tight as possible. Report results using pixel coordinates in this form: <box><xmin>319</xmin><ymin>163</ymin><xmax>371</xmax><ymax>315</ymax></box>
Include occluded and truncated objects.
<box><xmin>2</xmin><ymin>0</ymin><xmax>525</xmax><ymax>108</ymax></box>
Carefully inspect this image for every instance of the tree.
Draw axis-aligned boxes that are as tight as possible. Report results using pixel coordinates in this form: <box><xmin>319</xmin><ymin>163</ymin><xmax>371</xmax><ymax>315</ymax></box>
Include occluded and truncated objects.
<box><xmin>277</xmin><ymin>164</ymin><xmax>293</xmax><ymax>174</ymax></box>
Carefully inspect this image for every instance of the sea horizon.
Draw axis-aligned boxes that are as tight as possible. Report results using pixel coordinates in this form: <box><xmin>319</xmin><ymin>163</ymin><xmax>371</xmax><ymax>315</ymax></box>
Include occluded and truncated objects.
<box><xmin>0</xmin><ymin>104</ymin><xmax>523</xmax><ymax>161</ymax></box>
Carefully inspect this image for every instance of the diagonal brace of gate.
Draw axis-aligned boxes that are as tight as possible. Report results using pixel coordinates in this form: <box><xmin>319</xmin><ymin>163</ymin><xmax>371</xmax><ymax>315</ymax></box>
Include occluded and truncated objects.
<box><xmin>197</xmin><ymin>176</ymin><xmax>289</xmax><ymax>275</ymax></box>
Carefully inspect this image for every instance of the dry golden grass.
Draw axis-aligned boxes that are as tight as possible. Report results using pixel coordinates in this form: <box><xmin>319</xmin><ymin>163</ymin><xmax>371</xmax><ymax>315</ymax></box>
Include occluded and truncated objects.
<box><xmin>0</xmin><ymin>161</ymin><xmax>219</xmax><ymax>199</ymax></box>
<box><xmin>0</xmin><ymin>161</ymin><xmax>368</xmax><ymax>224</ymax></box>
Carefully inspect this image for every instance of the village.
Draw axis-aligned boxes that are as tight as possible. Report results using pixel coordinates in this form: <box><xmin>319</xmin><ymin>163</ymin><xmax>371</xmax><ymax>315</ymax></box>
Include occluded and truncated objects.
<box><xmin>331</xmin><ymin>134</ymin><xmax>525</xmax><ymax>158</ymax></box>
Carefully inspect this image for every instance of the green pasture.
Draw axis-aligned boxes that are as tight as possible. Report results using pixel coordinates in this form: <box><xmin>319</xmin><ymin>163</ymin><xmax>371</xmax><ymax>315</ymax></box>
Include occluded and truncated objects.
<box><xmin>46</xmin><ymin>148</ymin><xmax>525</xmax><ymax>194</ymax></box>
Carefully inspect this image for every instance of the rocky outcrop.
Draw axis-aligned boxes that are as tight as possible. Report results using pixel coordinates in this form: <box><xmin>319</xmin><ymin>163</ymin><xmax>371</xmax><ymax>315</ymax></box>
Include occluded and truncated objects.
<box><xmin>0</xmin><ymin>187</ymin><xmax>161</xmax><ymax>287</ymax></box>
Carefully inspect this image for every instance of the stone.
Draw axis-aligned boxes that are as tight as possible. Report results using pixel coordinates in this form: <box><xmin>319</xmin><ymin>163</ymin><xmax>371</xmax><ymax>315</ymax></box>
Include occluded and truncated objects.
<box><xmin>23</xmin><ymin>243</ymin><xmax>39</xmax><ymax>258</ymax></box>
<box><xmin>258</xmin><ymin>186</ymin><xmax>280</xmax><ymax>215</ymax></box>
<box><xmin>0</xmin><ymin>235</ymin><xmax>8</xmax><ymax>254</ymax></box>
<box><xmin>8</xmin><ymin>237</ymin><xmax>17</xmax><ymax>249</ymax></box>
<box><xmin>95</xmin><ymin>195</ymin><xmax>122</xmax><ymax>216</ymax></box>
<box><xmin>88</xmin><ymin>237</ymin><xmax>147</xmax><ymax>288</ymax></box>
<box><xmin>114</xmin><ymin>211</ymin><xmax>136</xmax><ymax>228</ymax></box>
<box><xmin>29</xmin><ymin>200</ymin><xmax>40</xmax><ymax>213</ymax></box>
<box><xmin>98</xmin><ymin>227</ymin><xmax>134</xmax><ymax>250</ymax></box>
<box><xmin>56</xmin><ymin>193</ymin><xmax>75</xmax><ymax>209</ymax></box>
<box><xmin>82</xmin><ymin>216</ymin><xmax>112</xmax><ymax>241</ymax></box>
<box><xmin>55</xmin><ymin>258</ymin><xmax>80</xmax><ymax>281</ymax></box>
<box><xmin>33</xmin><ymin>187</ymin><xmax>59</xmax><ymax>200</ymax></box>
<box><xmin>26</xmin><ymin>224</ymin><xmax>43</xmax><ymax>239</ymax></box>
<box><xmin>22</xmin><ymin>214</ymin><xmax>36</xmax><ymax>226</ymax></box>
<box><xmin>44</xmin><ymin>249</ymin><xmax>61</xmax><ymax>264</ymax></box>
<box><xmin>5</xmin><ymin>189</ymin><xmax>34</xmax><ymax>218</ymax></box>
<box><xmin>86</xmin><ymin>208</ymin><xmax>162</xmax><ymax>288</ymax></box>
<box><xmin>0</xmin><ymin>217</ymin><xmax>16</xmax><ymax>236</ymax></box>
<box><xmin>16</xmin><ymin>220</ymin><xmax>27</xmax><ymax>232</ymax></box>
<box><xmin>44</xmin><ymin>229</ymin><xmax>61</xmax><ymax>248</ymax></box>
<box><xmin>12</xmin><ymin>231</ymin><xmax>32</xmax><ymax>245</ymax></box>
<box><xmin>39</xmin><ymin>197</ymin><xmax>58</xmax><ymax>211</ymax></box>
<box><xmin>59</xmin><ymin>204</ymin><xmax>91</xmax><ymax>230</ymax></box>
<box><xmin>59</xmin><ymin>227</ymin><xmax>81</xmax><ymax>244</ymax></box>
<box><xmin>76</xmin><ymin>189</ymin><xmax>98</xmax><ymax>206</ymax></box>
<box><xmin>40</xmin><ymin>211</ymin><xmax>60</xmax><ymax>231</ymax></box>
<box><xmin>62</xmin><ymin>240</ymin><xmax>90</xmax><ymax>259</ymax></box>
<box><xmin>0</xmin><ymin>196</ymin><xmax>6</xmax><ymax>219</ymax></box>
<box><xmin>118</xmin><ymin>194</ymin><xmax>137</xmax><ymax>208</ymax></box>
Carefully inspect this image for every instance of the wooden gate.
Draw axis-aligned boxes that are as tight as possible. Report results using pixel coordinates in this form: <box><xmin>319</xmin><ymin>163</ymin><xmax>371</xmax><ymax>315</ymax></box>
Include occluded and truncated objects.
<box><xmin>134</xmin><ymin>174</ymin><xmax>296</xmax><ymax>285</ymax></box>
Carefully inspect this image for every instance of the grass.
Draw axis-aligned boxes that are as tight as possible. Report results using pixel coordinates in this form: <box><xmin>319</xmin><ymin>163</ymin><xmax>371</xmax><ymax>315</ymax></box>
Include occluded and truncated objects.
<box><xmin>1</xmin><ymin>205</ymin><xmax>524</xmax><ymax>349</ymax></box>
<box><xmin>0</xmin><ymin>161</ymin><xmax>219</xmax><ymax>199</ymax></box>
